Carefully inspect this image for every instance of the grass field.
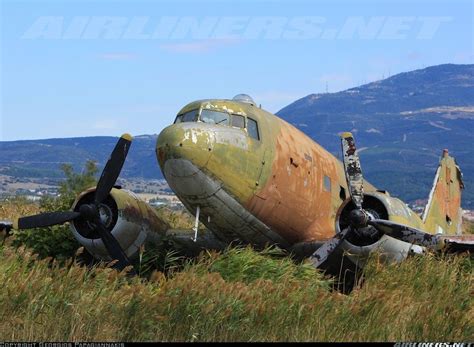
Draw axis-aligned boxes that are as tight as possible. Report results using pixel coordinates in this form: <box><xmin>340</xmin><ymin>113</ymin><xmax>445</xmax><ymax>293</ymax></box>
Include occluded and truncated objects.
<box><xmin>0</xmin><ymin>245</ymin><xmax>472</xmax><ymax>342</ymax></box>
<box><xmin>0</xmin><ymin>200</ymin><xmax>472</xmax><ymax>342</ymax></box>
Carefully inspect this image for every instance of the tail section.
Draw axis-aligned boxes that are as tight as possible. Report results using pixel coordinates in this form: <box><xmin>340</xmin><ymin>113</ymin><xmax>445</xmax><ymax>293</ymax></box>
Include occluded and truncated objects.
<box><xmin>422</xmin><ymin>150</ymin><xmax>464</xmax><ymax>235</ymax></box>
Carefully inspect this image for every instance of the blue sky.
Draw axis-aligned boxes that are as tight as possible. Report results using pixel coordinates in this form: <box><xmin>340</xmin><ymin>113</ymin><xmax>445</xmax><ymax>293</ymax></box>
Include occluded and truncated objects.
<box><xmin>1</xmin><ymin>0</ymin><xmax>472</xmax><ymax>140</ymax></box>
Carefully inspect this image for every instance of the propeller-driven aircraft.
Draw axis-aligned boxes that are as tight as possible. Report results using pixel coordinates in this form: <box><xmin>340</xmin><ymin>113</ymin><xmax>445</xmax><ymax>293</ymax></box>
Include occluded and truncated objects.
<box><xmin>1</xmin><ymin>94</ymin><xmax>473</xmax><ymax>288</ymax></box>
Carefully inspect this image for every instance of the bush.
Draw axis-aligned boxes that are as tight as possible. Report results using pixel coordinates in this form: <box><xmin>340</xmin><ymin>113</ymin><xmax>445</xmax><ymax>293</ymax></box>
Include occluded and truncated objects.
<box><xmin>11</xmin><ymin>225</ymin><xmax>79</xmax><ymax>261</ymax></box>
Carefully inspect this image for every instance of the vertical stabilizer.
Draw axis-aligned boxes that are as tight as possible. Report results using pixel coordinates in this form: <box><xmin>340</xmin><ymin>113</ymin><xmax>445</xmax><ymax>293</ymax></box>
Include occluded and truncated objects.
<box><xmin>422</xmin><ymin>150</ymin><xmax>464</xmax><ymax>235</ymax></box>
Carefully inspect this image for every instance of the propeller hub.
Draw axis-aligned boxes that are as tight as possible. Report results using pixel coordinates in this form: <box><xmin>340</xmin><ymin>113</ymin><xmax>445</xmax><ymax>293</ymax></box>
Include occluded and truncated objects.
<box><xmin>79</xmin><ymin>204</ymin><xmax>98</xmax><ymax>220</ymax></box>
<box><xmin>349</xmin><ymin>209</ymin><xmax>369</xmax><ymax>228</ymax></box>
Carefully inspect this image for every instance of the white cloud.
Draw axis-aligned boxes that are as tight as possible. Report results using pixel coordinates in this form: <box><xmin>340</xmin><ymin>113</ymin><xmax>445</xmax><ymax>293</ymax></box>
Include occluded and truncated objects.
<box><xmin>159</xmin><ymin>38</ymin><xmax>241</xmax><ymax>53</ymax></box>
<box><xmin>99</xmin><ymin>52</ymin><xmax>137</xmax><ymax>60</ymax></box>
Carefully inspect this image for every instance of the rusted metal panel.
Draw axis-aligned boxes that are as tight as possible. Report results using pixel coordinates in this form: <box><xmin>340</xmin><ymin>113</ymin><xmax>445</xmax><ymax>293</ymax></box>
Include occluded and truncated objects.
<box><xmin>247</xmin><ymin>118</ymin><xmax>360</xmax><ymax>244</ymax></box>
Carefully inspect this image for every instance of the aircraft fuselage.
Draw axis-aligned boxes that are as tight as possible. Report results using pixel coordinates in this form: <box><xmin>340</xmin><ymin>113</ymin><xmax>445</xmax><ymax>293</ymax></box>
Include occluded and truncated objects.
<box><xmin>156</xmin><ymin>96</ymin><xmax>425</xmax><ymax>255</ymax></box>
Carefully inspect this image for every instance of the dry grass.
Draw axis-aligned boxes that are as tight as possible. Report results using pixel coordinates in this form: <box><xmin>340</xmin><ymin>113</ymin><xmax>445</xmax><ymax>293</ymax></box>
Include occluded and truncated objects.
<box><xmin>0</xmin><ymin>197</ymin><xmax>40</xmax><ymax>221</ymax></box>
<box><xmin>0</xmin><ymin>245</ymin><xmax>471</xmax><ymax>342</ymax></box>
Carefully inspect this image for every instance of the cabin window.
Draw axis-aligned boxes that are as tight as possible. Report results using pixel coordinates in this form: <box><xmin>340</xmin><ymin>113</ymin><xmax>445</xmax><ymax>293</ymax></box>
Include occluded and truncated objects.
<box><xmin>231</xmin><ymin>115</ymin><xmax>245</xmax><ymax>129</ymax></box>
<box><xmin>175</xmin><ymin>109</ymin><xmax>199</xmax><ymax>123</ymax></box>
<box><xmin>200</xmin><ymin>109</ymin><xmax>229</xmax><ymax>125</ymax></box>
<box><xmin>247</xmin><ymin>118</ymin><xmax>260</xmax><ymax>140</ymax></box>
<box><xmin>323</xmin><ymin>175</ymin><xmax>331</xmax><ymax>192</ymax></box>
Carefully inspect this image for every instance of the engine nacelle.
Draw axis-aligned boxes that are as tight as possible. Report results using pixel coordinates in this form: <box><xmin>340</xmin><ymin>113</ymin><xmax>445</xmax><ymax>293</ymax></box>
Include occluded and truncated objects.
<box><xmin>336</xmin><ymin>192</ymin><xmax>424</xmax><ymax>265</ymax></box>
<box><xmin>70</xmin><ymin>187</ymin><xmax>170</xmax><ymax>261</ymax></box>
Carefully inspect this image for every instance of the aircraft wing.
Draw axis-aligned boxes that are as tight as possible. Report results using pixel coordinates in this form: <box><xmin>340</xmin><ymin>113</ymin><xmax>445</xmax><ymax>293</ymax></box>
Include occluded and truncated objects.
<box><xmin>165</xmin><ymin>228</ymin><xmax>227</xmax><ymax>256</ymax></box>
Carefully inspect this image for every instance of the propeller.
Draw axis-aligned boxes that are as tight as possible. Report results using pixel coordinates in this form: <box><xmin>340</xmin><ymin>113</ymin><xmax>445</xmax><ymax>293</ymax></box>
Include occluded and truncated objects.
<box><xmin>310</xmin><ymin>132</ymin><xmax>451</xmax><ymax>268</ymax></box>
<box><xmin>13</xmin><ymin>133</ymin><xmax>135</xmax><ymax>274</ymax></box>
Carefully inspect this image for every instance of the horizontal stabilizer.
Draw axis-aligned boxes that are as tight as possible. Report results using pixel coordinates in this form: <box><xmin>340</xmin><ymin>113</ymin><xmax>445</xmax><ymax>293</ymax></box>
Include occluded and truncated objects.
<box><xmin>441</xmin><ymin>235</ymin><xmax>474</xmax><ymax>253</ymax></box>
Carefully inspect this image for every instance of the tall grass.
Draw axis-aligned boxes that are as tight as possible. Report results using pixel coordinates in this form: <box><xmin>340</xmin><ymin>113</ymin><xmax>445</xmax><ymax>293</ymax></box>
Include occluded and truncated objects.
<box><xmin>154</xmin><ymin>206</ymin><xmax>196</xmax><ymax>229</ymax></box>
<box><xmin>0</xmin><ymin>244</ymin><xmax>471</xmax><ymax>342</ymax></box>
<box><xmin>0</xmin><ymin>197</ymin><xmax>39</xmax><ymax>221</ymax></box>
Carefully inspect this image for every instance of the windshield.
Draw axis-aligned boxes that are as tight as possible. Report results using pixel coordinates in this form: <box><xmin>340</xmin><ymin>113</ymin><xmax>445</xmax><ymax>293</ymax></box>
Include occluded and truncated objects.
<box><xmin>175</xmin><ymin>109</ymin><xmax>199</xmax><ymax>123</ymax></box>
<box><xmin>200</xmin><ymin>109</ymin><xmax>229</xmax><ymax>125</ymax></box>
<box><xmin>231</xmin><ymin>115</ymin><xmax>245</xmax><ymax>128</ymax></box>
<box><xmin>174</xmin><ymin>107</ymin><xmax>259</xmax><ymax>141</ymax></box>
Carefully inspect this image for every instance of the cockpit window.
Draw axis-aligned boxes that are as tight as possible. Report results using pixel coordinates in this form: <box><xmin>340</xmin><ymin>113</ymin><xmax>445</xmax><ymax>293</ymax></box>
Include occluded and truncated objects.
<box><xmin>174</xmin><ymin>107</ymin><xmax>260</xmax><ymax>141</ymax></box>
<box><xmin>231</xmin><ymin>115</ymin><xmax>245</xmax><ymax>128</ymax></box>
<box><xmin>175</xmin><ymin>109</ymin><xmax>199</xmax><ymax>124</ymax></box>
<box><xmin>200</xmin><ymin>109</ymin><xmax>229</xmax><ymax>125</ymax></box>
<box><xmin>247</xmin><ymin>118</ymin><xmax>260</xmax><ymax>140</ymax></box>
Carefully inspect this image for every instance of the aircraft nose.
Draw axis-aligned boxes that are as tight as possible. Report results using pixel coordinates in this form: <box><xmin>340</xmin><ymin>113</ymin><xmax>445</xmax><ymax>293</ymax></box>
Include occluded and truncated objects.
<box><xmin>156</xmin><ymin>123</ymin><xmax>215</xmax><ymax>176</ymax></box>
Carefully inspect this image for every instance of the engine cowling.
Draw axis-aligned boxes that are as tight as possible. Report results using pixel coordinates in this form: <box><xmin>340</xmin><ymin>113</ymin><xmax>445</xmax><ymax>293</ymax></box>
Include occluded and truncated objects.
<box><xmin>336</xmin><ymin>192</ymin><xmax>424</xmax><ymax>264</ymax></box>
<box><xmin>70</xmin><ymin>187</ymin><xmax>170</xmax><ymax>261</ymax></box>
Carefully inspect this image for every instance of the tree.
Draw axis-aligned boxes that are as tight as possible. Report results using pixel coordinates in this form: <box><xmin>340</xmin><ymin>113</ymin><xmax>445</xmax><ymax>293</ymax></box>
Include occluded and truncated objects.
<box><xmin>59</xmin><ymin>160</ymin><xmax>98</xmax><ymax>205</ymax></box>
<box><xmin>41</xmin><ymin>160</ymin><xmax>98</xmax><ymax>211</ymax></box>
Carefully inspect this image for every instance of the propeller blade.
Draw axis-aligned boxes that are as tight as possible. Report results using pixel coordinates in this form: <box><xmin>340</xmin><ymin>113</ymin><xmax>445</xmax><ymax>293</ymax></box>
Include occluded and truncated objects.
<box><xmin>310</xmin><ymin>227</ymin><xmax>352</xmax><ymax>268</ymax></box>
<box><xmin>341</xmin><ymin>132</ymin><xmax>364</xmax><ymax>210</ymax></box>
<box><xmin>368</xmin><ymin>219</ymin><xmax>445</xmax><ymax>250</ymax></box>
<box><xmin>94</xmin><ymin>222</ymin><xmax>136</xmax><ymax>274</ymax></box>
<box><xmin>95</xmin><ymin>133</ymin><xmax>133</xmax><ymax>205</ymax></box>
<box><xmin>15</xmin><ymin>211</ymin><xmax>81</xmax><ymax>230</ymax></box>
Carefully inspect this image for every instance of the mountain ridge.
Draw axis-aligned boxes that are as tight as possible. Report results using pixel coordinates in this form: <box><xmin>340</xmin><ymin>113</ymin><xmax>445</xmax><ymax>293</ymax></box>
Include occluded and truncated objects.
<box><xmin>276</xmin><ymin>63</ymin><xmax>474</xmax><ymax>208</ymax></box>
